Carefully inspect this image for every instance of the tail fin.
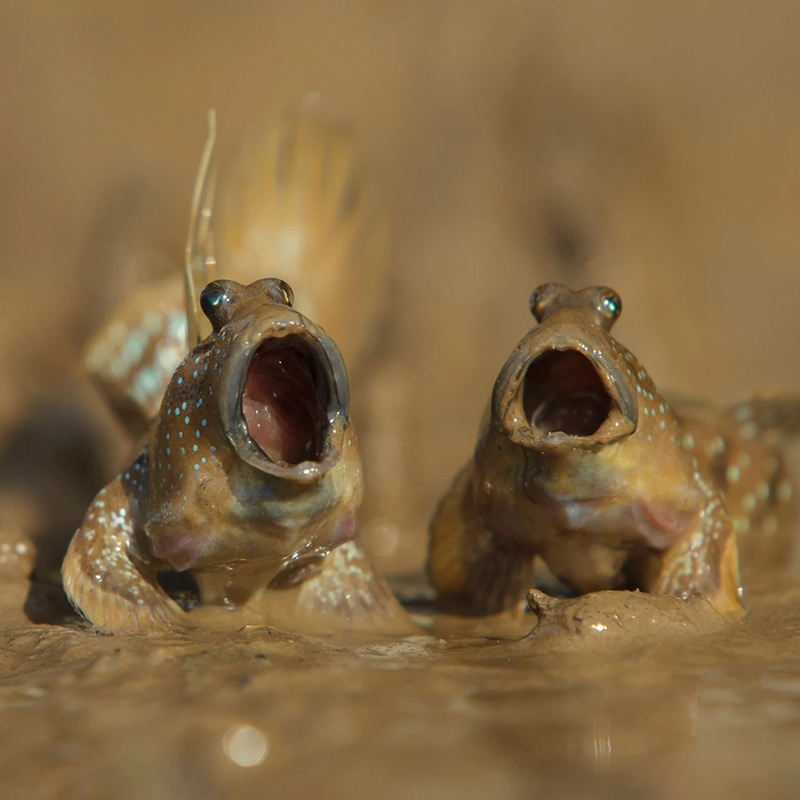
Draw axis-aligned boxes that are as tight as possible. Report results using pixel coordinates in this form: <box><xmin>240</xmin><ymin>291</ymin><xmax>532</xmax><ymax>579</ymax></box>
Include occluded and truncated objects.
<box><xmin>726</xmin><ymin>389</ymin><xmax>800</xmax><ymax>440</ymax></box>
<box><xmin>213</xmin><ymin>95</ymin><xmax>389</xmax><ymax>368</ymax></box>
<box><xmin>84</xmin><ymin>112</ymin><xmax>218</xmax><ymax>430</ymax></box>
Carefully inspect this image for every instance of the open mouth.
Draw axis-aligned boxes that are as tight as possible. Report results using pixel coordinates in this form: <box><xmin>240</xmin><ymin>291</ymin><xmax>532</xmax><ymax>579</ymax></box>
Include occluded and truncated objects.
<box><xmin>522</xmin><ymin>349</ymin><xmax>612</xmax><ymax>437</ymax></box>
<box><xmin>241</xmin><ymin>336</ymin><xmax>329</xmax><ymax>465</ymax></box>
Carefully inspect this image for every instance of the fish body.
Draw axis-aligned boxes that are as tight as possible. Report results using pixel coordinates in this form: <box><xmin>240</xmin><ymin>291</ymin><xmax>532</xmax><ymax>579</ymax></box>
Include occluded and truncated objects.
<box><xmin>668</xmin><ymin>394</ymin><xmax>797</xmax><ymax>572</ymax></box>
<box><xmin>63</xmin><ymin>279</ymin><xmax>410</xmax><ymax>634</ymax></box>
<box><xmin>428</xmin><ymin>283</ymin><xmax>776</xmax><ymax>620</ymax></box>
<box><xmin>83</xmin><ymin>278</ymin><xmax>188</xmax><ymax>433</ymax></box>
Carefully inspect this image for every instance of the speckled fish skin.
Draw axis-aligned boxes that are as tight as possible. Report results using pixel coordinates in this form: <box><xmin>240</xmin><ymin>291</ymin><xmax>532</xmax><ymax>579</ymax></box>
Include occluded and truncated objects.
<box><xmin>83</xmin><ymin>99</ymin><xmax>387</xmax><ymax>435</ymax></box>
<box><xmin>428</xmin><ymin>284</ymin><xmax>746</xmax><ymax>620</ymax></box>
<box><xmin>669</xmin><ymin>394</ymin><xmax>797</xmax><ymax>573</ymax></box>
<box><xmin>63</xmin><ymin>279</ymin><xmax>410</xmax><ymax>634</ymax></box>
<box><xmin>83</xmin><ymin>279</ymin><xmax>189</xmax><ymax>434</ymax></box>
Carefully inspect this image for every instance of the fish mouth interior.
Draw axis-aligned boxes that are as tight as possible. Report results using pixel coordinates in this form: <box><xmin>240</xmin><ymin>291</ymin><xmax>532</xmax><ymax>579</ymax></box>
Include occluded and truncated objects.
<box><xmin>242</xmin><ymin>335</ymin><xmax>329</xmax><ymax>465</ymax></box>
<box><xmin>523</xmin><ymin>349</ymin><xmax>612</xmax><ymax>437</ymax></box>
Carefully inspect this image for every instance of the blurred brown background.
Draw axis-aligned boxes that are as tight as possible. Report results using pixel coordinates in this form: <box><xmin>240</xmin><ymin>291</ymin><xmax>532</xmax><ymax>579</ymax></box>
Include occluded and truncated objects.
<box><xmin>2</xmin><ymin>1</ymin><xmax>800</xmax><ymax>573</ymax></box>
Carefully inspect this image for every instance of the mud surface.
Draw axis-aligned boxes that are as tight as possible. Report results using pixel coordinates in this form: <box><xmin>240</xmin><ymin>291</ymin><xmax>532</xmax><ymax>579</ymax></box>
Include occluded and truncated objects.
<box><xmin>0</xmin><ymin>574</ymin><xmax>798</xmax><ymax>799</ymax></box>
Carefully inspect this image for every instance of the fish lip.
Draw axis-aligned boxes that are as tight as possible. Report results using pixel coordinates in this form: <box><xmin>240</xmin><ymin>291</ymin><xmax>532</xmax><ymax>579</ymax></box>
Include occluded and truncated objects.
<box><xmin>492</xmin><ymin>328</ymin><xmax>638</xmax><ymax>451</ymax></box>
<box><xmin>218</xmin><ymin>308</ymin><xmax>350</xmax><ymax>483</ymax></box>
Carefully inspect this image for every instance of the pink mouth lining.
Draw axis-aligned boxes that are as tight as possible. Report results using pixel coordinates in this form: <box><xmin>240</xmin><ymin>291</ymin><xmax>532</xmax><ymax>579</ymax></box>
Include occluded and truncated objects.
<box><xmin>241</xmin><ymin>336</ymin><xmax>327</xmax><ymax>465</ymax></box>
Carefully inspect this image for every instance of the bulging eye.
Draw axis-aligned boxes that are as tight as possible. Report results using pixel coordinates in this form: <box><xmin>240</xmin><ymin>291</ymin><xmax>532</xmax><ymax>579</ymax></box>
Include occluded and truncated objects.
<box><xmin>529</xmin><ymin>284</ymin><xmax>554</xmax><ymax>322</ymax></box>
<box><xmin>200</xmin><ymin>281</ymin><xmax>227</xmax><ymax>320</ymax></box>
<box><xmin>601</xmin><ymin>291</ymin><xmax>622</xmax><ymax>320</ymax></box>
<box><xmin>271</xmin><ymin>279</ymin><xmax>294</xmax><ymax>307</ymax></box>
<box><xmin>529</xmin><ymin>288</ymin><xmax>543</xmax><ymax>320</ymax></box>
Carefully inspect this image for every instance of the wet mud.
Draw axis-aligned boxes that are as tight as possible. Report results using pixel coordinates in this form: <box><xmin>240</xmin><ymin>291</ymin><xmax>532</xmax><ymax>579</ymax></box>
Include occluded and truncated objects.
<box><xmin>2</xmin><ymin>565</ymin><xmax>800</xmax><ymax>799</ymax></box>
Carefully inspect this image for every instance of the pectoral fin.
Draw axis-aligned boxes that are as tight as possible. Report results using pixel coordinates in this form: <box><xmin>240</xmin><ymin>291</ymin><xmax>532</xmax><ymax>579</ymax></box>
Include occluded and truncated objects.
<box><xmin>650</xmin><ymin>506</ymin><xmax>745</xmax><ymax>621</ymax></box>
<box><xmin>62</xmin><ymin>464</ymin><xmax>185</xmax><ymax>633</ymax></box>
<box><xmin>260</xmin><ymin>541</ymin><xmax>418</xmax><ymax>636</ymax></box>
<box><xmin>428</xmin><ymin>463</ymin><xmax>534</xmax><ymax>615</ymax></box>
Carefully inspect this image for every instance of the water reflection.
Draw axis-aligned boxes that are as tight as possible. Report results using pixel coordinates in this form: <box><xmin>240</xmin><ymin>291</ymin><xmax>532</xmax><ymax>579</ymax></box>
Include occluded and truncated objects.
<box><xmin>222</xmin><ymin>724</ymin><xmax>268</xmax><ymax>767</ymax></box>
<box><xmin>592</xmin><ymin>716</ymin><xmax>612</xmax><ymax>772</ymax></box>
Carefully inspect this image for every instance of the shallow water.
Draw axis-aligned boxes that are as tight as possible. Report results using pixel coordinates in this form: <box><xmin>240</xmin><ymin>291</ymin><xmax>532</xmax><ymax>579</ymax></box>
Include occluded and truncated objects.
<box><xmin>2</xmin><ymin>575</ymin><xmax>800</xmax><ymax>800</ymax></box>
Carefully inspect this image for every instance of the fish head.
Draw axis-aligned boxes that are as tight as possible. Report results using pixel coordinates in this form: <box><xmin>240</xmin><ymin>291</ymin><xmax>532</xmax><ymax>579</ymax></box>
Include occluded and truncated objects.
<box><xmin>202</xmin><ymin>278</ymin><xmax>351</xmax><ymax>482</ymax></box>
<box><xmin>493</xmin><ymin>283</ymin><xmax>639</xmax><ymax>453</ymax></box>
<box><xmin>145</xmin><ymin>278</ymin><xmax>358</xmax><ymax>572</ymax></box>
